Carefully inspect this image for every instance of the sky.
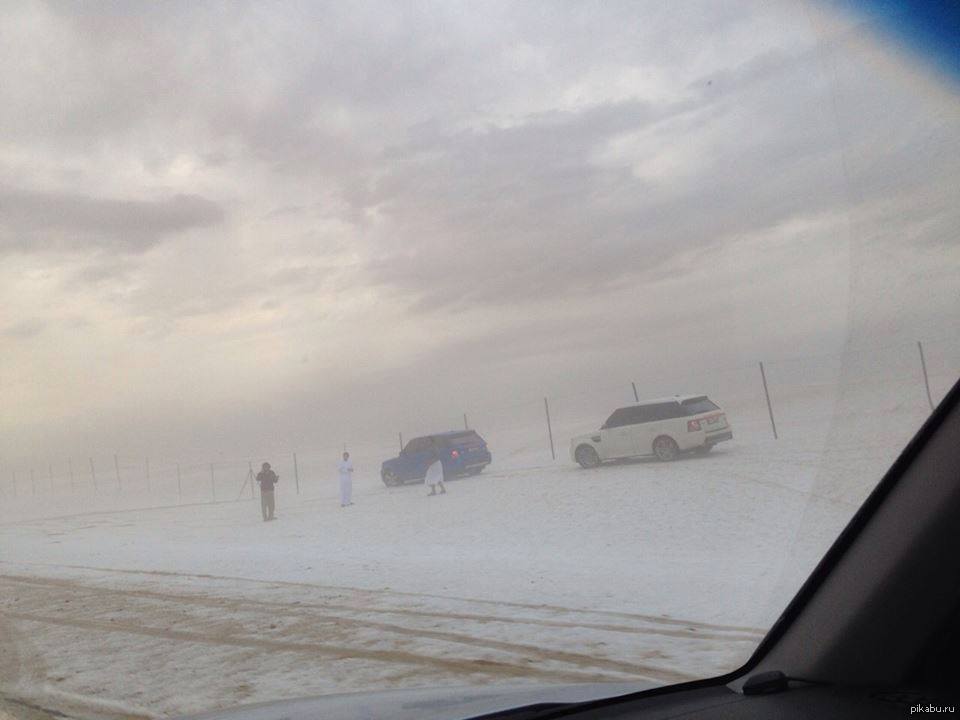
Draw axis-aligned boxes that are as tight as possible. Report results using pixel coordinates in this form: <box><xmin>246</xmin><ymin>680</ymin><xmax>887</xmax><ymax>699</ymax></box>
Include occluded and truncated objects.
<box><xmin>1</xmin><ymin>0</ymin><xmax>958</xmax><ymax>468</ymax></box>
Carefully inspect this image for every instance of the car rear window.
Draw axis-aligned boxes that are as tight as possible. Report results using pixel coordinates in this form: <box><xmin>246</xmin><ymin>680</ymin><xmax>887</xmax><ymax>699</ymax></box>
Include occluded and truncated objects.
<box><xmin>681</xmin><ymin>397</ymin><xmax>720</xmax><ymax>415</ymax></box>
<box><xmin>440</xmin><ymin>431</ymin><xmax>485</xmax><ymax>448</ymax></box>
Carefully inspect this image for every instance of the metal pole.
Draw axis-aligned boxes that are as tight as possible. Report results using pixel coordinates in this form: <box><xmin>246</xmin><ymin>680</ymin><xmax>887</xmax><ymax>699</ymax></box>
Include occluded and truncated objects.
<box><xmin>176</xmin><ymin>463</ymin><xmax>182</xmax><ymax>502</ymax></box>
<box><xmin>631</xmin><ymin>382</ymin><xmax>639</xmax><ymax>402</ymax></box>
<box><xmin>114</xmin><ymin>453</ymin><xmax>121</xmax><ymax>490</ymax></box>
<box><xmin>293</xmin><ymin>453</ymin><xmax>300</xmax><ymax>495</ymax></box>
<box><xmin>11</xmin><ymin>470</ymin><xmax>16</xmax><ymax>498</ymax></box>
<box><xmin>90</xmin><ymin>458</ymin><xmax>97</xmax><ymax>490</ymax></box>
<box><xmin>399</xmin><ymin>432</ymin><xmax>404</xmax><ymax>453</ymax></box>
<box><xmin>759</xmin><ymin>361</ymin><xmax>778</xmax><ymax>439</ymax></box>
<box><xmin>69</xmin><ymin>459</ymin><xmax>74</xmax><ymax>490</ymax></box>
<box><xmin>145</xmin><ymin>457</ymin><xmax>150</xmax><ymax>492</ymax></box>
<box><xmin>463</xmin><ymin>413</ymin><xmax>469</xmax><ymax>430</ymax></box>
<box><xmin>210</xmin><ymin>463</ymin><xmax>216</xmax><ymax>502</ymax></box>
<box><xmin>918</xmin><ymin>341</ymin><xmax>934</xmax><ymax>412</ymax></box>
<box><xmin>31</xmin><ymin>468</ymin><xmax>36</xmax><ymax>495</ymax></box>
<box><xmin>48</xmin><ymin>463</ymin><xmax>53</xmax><ymax>492</ymax></box>
<box><xmin>544</xmin><ymin>397</ymin><xmax>556</xmax><ymax>460</ymax></box>
<box><xmin>248</xmin><ymin>462</ymin><xmax>255</xmax><ymax>500</ymax></box>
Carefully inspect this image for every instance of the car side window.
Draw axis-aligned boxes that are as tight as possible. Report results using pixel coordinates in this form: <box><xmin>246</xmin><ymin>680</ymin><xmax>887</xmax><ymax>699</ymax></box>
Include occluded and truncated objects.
<box><xmin>649</xmin><ymin>402</ymin><xmax>682</xmax><ymax>421</ymax></box>
<box><xmin>681</xmin><ymin>398</ymin><xmax>720</xmax><ymax>415</ymax></box>
<box><xmin>606</xmin><ymin>406</ymin><xmax>652</xmax><ymax>427</ymax></box>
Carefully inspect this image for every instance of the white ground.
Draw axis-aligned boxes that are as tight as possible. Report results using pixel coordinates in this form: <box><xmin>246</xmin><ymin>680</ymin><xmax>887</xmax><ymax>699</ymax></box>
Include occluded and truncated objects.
<box><xmin>0</xmin><ymin>354</ymin><xmax>955</xmax><ymax>719</ymax></box>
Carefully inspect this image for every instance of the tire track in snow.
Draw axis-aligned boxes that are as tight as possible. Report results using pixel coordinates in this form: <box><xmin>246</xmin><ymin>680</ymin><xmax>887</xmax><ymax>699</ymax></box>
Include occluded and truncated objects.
<box><xmin>0</xmin><ymin>573</ymin><xmax>763</xmax><ymax>644</ymax></box>
<box><xmin>1</xmin><ymin>609</ymin><xmax>636</xmax><ymax>686</ymax></box>
<box><xmin>0</xmin><ymin>575</ymin><xmax>698</xmax><ymax>685</ymax></box>
<box><xmin>0</xmin><ymin>561</ymin><xmax>766</xmax><ymax>635</ymax></box>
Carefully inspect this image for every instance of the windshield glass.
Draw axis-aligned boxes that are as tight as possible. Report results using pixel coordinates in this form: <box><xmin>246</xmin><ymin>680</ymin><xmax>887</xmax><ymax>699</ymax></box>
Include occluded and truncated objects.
<box><xmin>1</xmin><ymin>2</ymin><xmax>958</xmax><ymax>717</ymax></box>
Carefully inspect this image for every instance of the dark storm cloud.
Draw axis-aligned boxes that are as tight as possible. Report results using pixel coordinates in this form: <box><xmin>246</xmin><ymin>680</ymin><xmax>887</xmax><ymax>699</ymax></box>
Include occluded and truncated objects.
<box><xmin>352</xmin><ymin>35</ymin><xmax>958</xmax><ymax>312</ymax></box>
<box><xmin>0</xmin><ymin>187</ymin><xmax>224</xmax><ymax>253</ymax></box>
<box><xmin>356</xmin><ymin>51</ymin><xmax>845</xmax><ymax>310</ymax></box>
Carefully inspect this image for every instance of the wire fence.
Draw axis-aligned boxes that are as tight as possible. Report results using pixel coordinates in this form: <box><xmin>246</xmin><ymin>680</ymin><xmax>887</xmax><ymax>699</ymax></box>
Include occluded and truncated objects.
<box><xmin>2</xmin><ymin>337</ymin><xmax>958</xmax><ymax>520</ymax></box>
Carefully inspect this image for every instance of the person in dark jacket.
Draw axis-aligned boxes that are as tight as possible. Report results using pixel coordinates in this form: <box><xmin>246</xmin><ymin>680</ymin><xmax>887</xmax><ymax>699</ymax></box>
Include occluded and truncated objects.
<box><xmin>256</xmin><ymin>462</ymin><xmax>279</xmax><ymax>521</ymax></box>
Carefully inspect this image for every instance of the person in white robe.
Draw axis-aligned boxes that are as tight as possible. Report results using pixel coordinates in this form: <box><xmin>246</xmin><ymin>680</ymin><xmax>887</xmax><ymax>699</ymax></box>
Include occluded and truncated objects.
<box><xmin>337</xmin><ymin>451</ymin><xmax>354</xmax><ymax>507</ymax></box>
<box><xmin>424</xmin><ymin>449</ymin><xmax>446</xmax><ymax>496</ymax></box>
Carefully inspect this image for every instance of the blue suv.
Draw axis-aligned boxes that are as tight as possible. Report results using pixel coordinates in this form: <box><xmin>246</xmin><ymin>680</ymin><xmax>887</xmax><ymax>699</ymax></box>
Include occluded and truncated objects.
<box><xmin>381</xmin><ymin>430</ymin><xmax>492</xmax><ymax>486</ymax></box>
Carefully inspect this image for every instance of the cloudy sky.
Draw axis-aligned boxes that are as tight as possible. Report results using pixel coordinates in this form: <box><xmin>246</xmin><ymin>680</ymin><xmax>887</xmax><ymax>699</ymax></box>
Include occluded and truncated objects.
<box><xmin>1</xmin><ymin>1</ymin><xmax>958</xmax><ymax>466</ymax></box>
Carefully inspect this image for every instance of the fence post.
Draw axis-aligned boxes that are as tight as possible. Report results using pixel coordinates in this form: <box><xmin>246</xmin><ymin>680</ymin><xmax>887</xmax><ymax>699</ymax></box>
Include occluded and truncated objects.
<box><xmin>544</xmin><ymin>397</ymin><xmax>556</xmax><ymax>460</ymax></box>
<box><xmin>293</xmin><ymin>453</ymin><xmax>300</xmax><ymax>495</ymax></box>
<box><xmin>631</xmin><ymin>381</ymin><xmax>639</xmax><ymax>402</ymax></box>
<box><xmin>759</xmin><ymin>361</ymin><xmax>778</xmax><ymax>439</ymax></box>
<box><xmin>176</xmin><ymin>463</ymin><xmax>182</xmax><ymax>502</ymax></box>
<box><xmin>210</xmin><ymin>463</ymin><xmax>216</xmax><ymax>502</ymax></box>
<box><xmin>114</xmin><ymin>453</ymin><xmax>121</xmax><ymax>490</ymax></box>
<box><xmin>90</xmin><ymin>458</ymin><xmax>97</xmax><ymax>490</ymax></box>
<box><xmin>917</xmin><ymin>340</ymin><xmax>934</xmax><ymax>411</ymax></box>
<box><xmin>69</xmin><ymin>459</ymin><xmax>75</xmax><ymax>490</ymax></box>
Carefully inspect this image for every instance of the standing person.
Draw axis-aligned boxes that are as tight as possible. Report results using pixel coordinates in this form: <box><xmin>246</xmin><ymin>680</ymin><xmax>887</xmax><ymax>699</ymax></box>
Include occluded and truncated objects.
<box><xmin>256</xmin><ymin>461</ymin><xmax>279</xmax><ymax>521</ymax></box>
<box><xmin>424</xmin><ymin>444</ymin><xmax>446</xmax><ymax>496</ymax></box>
<box><xmin>337</xmin><ymin>451</ymin><xmax>354</xmax><ymax>507</ymax></box>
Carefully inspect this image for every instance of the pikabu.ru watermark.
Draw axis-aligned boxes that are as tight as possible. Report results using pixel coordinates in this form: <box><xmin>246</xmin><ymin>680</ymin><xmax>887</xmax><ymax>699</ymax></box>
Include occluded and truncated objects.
<box><xmin>911</xmin><ymin>704</ymin><xmax>956</xmax><ymax>714</ymax></box>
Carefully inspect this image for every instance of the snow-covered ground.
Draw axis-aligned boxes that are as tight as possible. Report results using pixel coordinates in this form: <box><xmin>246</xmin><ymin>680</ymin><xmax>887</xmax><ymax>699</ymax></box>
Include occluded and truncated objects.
<box><xmin>0</xmin><ymin>349</ymin><xmax>956</xmax><ymax>718</ymax></box>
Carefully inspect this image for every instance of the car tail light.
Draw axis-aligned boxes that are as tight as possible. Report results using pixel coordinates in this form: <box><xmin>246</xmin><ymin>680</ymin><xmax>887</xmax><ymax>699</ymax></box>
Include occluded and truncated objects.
<box><xmin>687</xmin><ymin>419</ymin><xmax>701</xmax><ymax>432</ymax></box>
<box><xmin>450</xmin><ymin>450</ymin><xmax>460</xmax><ymax>459</ymax></box>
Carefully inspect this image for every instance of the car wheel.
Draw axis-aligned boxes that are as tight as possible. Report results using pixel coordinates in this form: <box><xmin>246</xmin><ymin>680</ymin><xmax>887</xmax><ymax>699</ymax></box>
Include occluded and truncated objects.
<box><xmin>653</xmin><ymin>436</ymin><xmax>680</xmax><ymax>461</ymax></box>
<box><xmin>575</xmin><ymin>445</ymin><xmax>601</xmax><ymax>469</ymax></box>
<box><xmin>467</xmin><ymin>467</ymin><xmax>483</xmax><ymax>476</ymax></box>
<box><xmin>694</xmin><ymin>444</ymin><xmax>712</xmax><ymax>455</ymax></box>
<box><xmin>382</xmin><ymin>469</ymin><xmax>399</xmax><ymax>487</ymax></box>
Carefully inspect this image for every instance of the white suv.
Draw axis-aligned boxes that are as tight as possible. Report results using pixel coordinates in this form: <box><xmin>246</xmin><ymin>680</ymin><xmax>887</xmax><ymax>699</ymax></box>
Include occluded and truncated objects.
<box><xmin>570</xmin><ymin>395</ymin><xmax>732</xmax><ymax>467</ymax></box>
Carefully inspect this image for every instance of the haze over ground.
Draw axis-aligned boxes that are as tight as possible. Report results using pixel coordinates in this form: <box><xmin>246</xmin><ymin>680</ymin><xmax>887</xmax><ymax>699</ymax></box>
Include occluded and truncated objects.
<box><xmin>2</xmin><ymin>1</ymin><xmax>958</xmax><ymax>468</ymax></box>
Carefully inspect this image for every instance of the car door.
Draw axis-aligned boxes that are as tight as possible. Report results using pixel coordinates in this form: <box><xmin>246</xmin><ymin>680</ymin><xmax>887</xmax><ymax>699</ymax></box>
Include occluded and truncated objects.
<box><xmin>600</xmin><ymin>407</ymin><xmax>646</xmax><ymax>458</ymax></box>
<box><xmin>635</xmin><ymin>402</ymin><xmax>683</xmax><ymax>453</ymax></box>
<box><xmin>400</xmin><ymin>437</ymin><xmax>435</xmax><ymax>480</ymax></box>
